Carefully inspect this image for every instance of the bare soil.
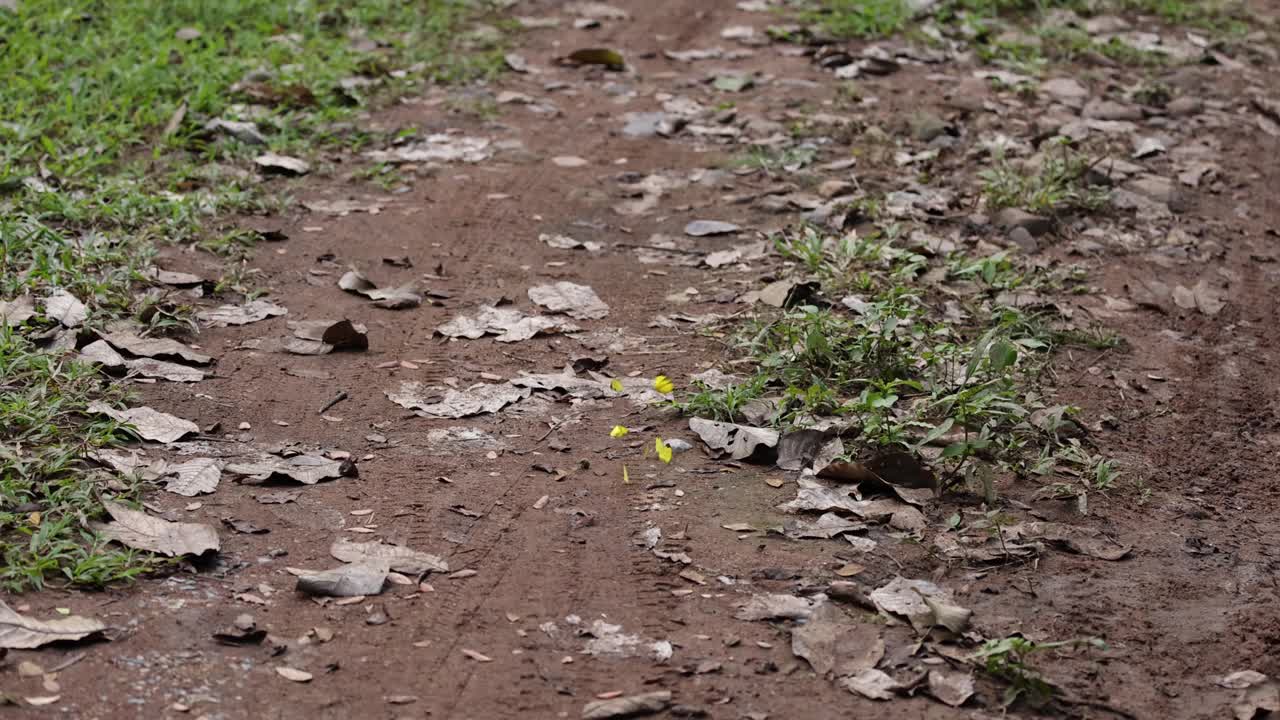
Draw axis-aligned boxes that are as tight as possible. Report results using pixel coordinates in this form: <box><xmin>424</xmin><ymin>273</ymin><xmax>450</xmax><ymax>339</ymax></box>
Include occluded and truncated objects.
<box><xmin>5</xmin><ymin>1</ymin><xmax>1280</xmax><ymax>718</ymax></box>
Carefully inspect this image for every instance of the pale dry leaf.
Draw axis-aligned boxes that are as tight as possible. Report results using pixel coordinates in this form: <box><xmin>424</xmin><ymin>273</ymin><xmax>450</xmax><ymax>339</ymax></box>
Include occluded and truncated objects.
<box><xmin>98</xmin><ymin>331</ymin><xmax>212</xmax><ymax>364</ymax></box>
<box><xmin>790</xmin><ymin>604</ymin><xmax>885</xmax><ymax>678</ymax></box>
<box><xmin>88</xmin><ymin>402</ymin><xmax>199</xmax><ymax>443</ymax></box>
<box><xmin>275</xmin><ymin>666</ymin><xmax>313</xmax><ymax>682</ymax></box>
<box><xmin>94</xmin><ymin>501</ymin><xmax>219</xmax><ymax>557</ymax></box>
<box><xmin>735</xmin><ymin>593</ymin><xmax>824</xmax><ymax>621</ymax></box>
<box><xmin>928</xmin><ymin>669</ymin><xmax>975</xmax><ymax>707</ymax></box>
<box><xmin>163</xmin><ymin>458</ymin><xmax>223</xmax><ymax>496</ymax></box>
<box><xmin>0</xmin><ymin>601</ymin><xmax>105</xmax><ymax>649</ymax></box>
<box><xmin>364</xmin><ymin>134</ymin><xmax>491</xmax><ymax>164</ymax></box>
<box><xmin>436</xmin><ymin>305</ymin><xmax>578</xmax><ymax>342</ymax></box>
<box><xmin>582</xmin><ymin>691</ymin><xmax>671</xmax><ymax>720</ymax></box>
<box><xmin>528</xmin><ymin>282</ymin><xmax>609</xmax><ymax>320</ymax></box>
<box><xmin>254</xmin><ymin>153</ymin><xmax>309</xmax><ymax>176</ymax></box>
<box><xmin>295</xmin><ymin>562</ymin><xmax>388</xmax><ymax>597</ymax></box>
<box><xmin>387</xmin><ymin>381</ymin><xmax>529</xmax><ymax>418</ymax></box>
<box><xmin>330</xmin><ymin>537</ymin><xmax>448</xmax><ymax>574</ymax></box>
<box><xmin>197</xmin><ymin>299</ymin><xmax>288</xmax><ymax>327</ymax></box>
<box><xmin>688</xmin><ymin>417</ymin><xmax>779</xmax><ymax>460</ymax></box>
<box><xmin>224</xmin><ymin>453</ymin><xmax>353</xmax><ymax>485</ymax></box>
<box><xmin>44</xmin><ymin>290</ymin><xmax>87</xmax><ymax>328</ymax></box>
<box><xmin>841</xmin><ymin>669</ymin><xmax>902</xmax><ymax>700</ymax></box>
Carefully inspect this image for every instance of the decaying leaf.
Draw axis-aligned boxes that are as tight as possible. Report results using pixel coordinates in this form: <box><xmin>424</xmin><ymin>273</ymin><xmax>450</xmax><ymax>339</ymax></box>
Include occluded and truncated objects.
<box><xmin>295</xmin><ymin>562</ymin><xmax>389</xmax><ymax>597</ymax></box>
<box><xmin>933</xmin><ymin>532</ymin><xmax>1041</xmax><ymax>564</ymax></box>
<box><xmin>781</xmin><ymin>512</ymin><xmax>868</xmax><ymax>540</ymax></box>
<box><xmin>286</xmin><ymin>319</ymin><xmax>369</xmax><ymax>354</ymax></box>
<box><xmin>387</xmin><ymin>381</ymin><xmax>530</xmax><ymax>418</ymax></box>
<box><xmin>1009</xmin><ymin>521</ymin><xmax>1130</xmax><ymax>560</ymax></box>
<box><xmin>44</xmin><ymin>290</ymin><xmax>88</xmax><ymax>328</ymax></box>
<box><xmin>0</xmin><ymin>295</ymin><xmax>36</xmax><ymax>326</ymax></box>
<box><xmin>841</xmin><ymin>668</ymin><xmax>902</xmax><ymax>700</ymax></box>
<box><xmin>564</xmin><ymin>48</ymin><xmax>626</xmax><ymax>71</ymax></box>
<box><xmin>94</xmin><ymin>501</ymin><xmax>219</xmax><ymax>557</ymax></box>
<box><xmin>582</xmin><ymin>691</ymin><xmax>671</xmax><ymax>720</ymax></box>
<box><xmin>436</xmin><ymin>305</ymin><xmax>579</xmax><ymax>343</ymax></box>
<box><xmin>163</xmin><ymin>458</ymin><xmax>223</xmax><ymax>496</ymax></box>
<box><xmin>869</xmin><ymin>577</ymin><xmax>968</xmax><ymax>633</ymax></box>
<box><xmin>254</xmin><ymin>152</ymin><xmax>309</xmax><ymax>176</ymax></box>
<box><xmin>928</xmin><ymin>669</ymin><xmax>975</xmax><ymax>707</ymax></box>
<box><xmin>275</xmin><ymin>666</ymin><xmax>313</xmax><ymax>682</ymax></box>
<box><xmin>684</xmin><ymin>219</ymin><xmax>741</xmax><ymax>236</ymax></box>
<box><xmin>97</xmin><ymin>331</ymin><xmax>212</xmax><ymax>365</ymax></box>
<box><xmin>197</xmin><ymin>300</ymin><xmax>288</xmax><ymax>327</ymax></box>
<box><xmin>0</xmin><ymin>601</ymin><xmax>105</xmax><ymax>650</ymax></box>
<box><xmin>790</xmin><ymin>604</ymin><xmax>885</xmax><ymax>678</ymax></box>
<box><xmin>364</xmin><ymin>134</ymin><xmax>491</xmax><ymax>164</ymax></box>
<box><xmin>735</xmin><ymin>593</ymin><xmax>825</xmax><ymax>621</ymax></box>
<box><xmin>225</xmin><ymin>452</ymin><xmax>355</xmax><ymax>485</ymax></box>
<box><xmin>80</xmin><ymin>340</ymin><xmax>207</xmax><ymax>383</ymax></box>
<box><xmin>338</xmin><ymin>270</ymin><xmax>422</xmax><ymax>310</ymax></box>
<box><xmin>777</xmin><ymin>478</ymin><xmax>864</xmax><ymax>514</ymax></box>
<box><xmin>330</xmin><ymin>538</ymin><xmax>448</xmax><ymax>575</ymax></box>
<box><xmin>527</xmin><ymin>282</ymin><xmax>609</xmax><ymax>320</ymax></box>
<box><xmin>88</xmin><ymin>402</ymin><xmax>199</xmax><ymax>443</ymax></box>
<box><xmin>689</xmin><ymin>417</ymin><xmax>779</xmax><ymax>460</ymax></box>
<box><xmin>581</xmin><ymin>620</ymin><xmax>672</xmax><ymax>661</ymax></box>
<box><xmin>540</xmin><ymin>233</ymin><xmax>602</xmax><ymax>252</ymax></box>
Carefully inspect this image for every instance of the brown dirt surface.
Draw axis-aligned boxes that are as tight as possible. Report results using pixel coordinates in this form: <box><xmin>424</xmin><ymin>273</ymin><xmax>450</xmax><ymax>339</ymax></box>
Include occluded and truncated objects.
<box><xmin>6</xmin><ymin>1</ymin><xmax>1280</xmax><ymax>719</ymax></box>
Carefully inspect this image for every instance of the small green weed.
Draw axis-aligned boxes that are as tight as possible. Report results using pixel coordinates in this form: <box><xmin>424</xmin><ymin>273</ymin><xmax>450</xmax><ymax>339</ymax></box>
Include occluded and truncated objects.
<box><xmin>975</xmin><ymin>635</ymin><xmax>1106</xmax><ymax>707</ymax></box>
<box><xmin>980</xmin><ymin>143</ymin><xmax>1110</xmax><ymax>217</ymax></box>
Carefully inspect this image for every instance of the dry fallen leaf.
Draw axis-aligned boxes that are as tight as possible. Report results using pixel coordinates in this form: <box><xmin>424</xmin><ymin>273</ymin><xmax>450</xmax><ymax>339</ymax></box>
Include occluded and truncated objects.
<box><xmin>94</xmin><ymin>501</ymin><xmax>219</xmax><ymax>557</ymax></box>
<box><xmin>689</xmin><ymin>417</ymin><xmax>779</xmax><ymax>460</ymax></box>
<box><xmin>582</xmin><ymin>691</ymin><xmax>671</xmax><ymax>720</ymax></box>
<box><xmin>840</xmin><ymin>668</ymin><xmax>901</xmax><ymax>700</ymax></box>
<box><xmin>44</xmin><ymin>290</ymin><xmax>88</xmax><ymax>328</ymax></box>
<box><xmin>0</xmin><ymin>601</ymin><xmax>105</xmax><ymax>649</ymax></box>
<box><xmin>275</xmin><ymin>666</ymin><xmax>313</xmax><ymax>682</ymax></box>
<box><xmin>197</xmin><ymin>299</ymin><xmax>288</xmax><ymax>327</ymax></box>
<box><xmin>88</xmin><ymin>402</ymin><xmax>200</xmax><ymax>443</ymax></box>
<box><xmin>928</xmin><ymin>669</ymin><xmax>975</xmax><ymax>707</ymax></box>
<box><xmin>461</xmin><ymin>648</ymin><xmax>493</xmax><ymax>662</ymax></box>
<box><xmin>97</xmin><ymin>331</ymin><xmax>212</xmax><ymax>364</ymax></box>
<box><xmin>224</xmin><ymin>452</ymin><xmax>355</xmax><ymax>485</ymax></box>
<box><xmin>387</xmin><ymin>381</ymin><xmax>530</xmax><ymax>418</ymax></box>
<box><xmin>255</xmin><ymin>153</ymin><xmax>310</xmax><ymax>176</ymax></box>
<box><xmin>163</xmin><ymin>458</ymin><xmax>223</xmax><ymax>496</ymax></box>
<box><xmin>528</xmin><ymin>282</ymin><xmax>610</xmax><ymax>320</ymax></box>
<box><xmin>437</xmin><ymin>305</ymin><xmax>579</xmax><ymax>343</ymax></box>
<box><xmin>790</xmin><ymin>604</ymin><xmax>885</xmax><ymax>678</ymax></box>
<box><xmin>330</xmin><ymin>537</ymin><xmax>448</xmax><ymax>575</ymax></box>
<box><xmin>295</xmin><ymin>562</ymin><xmax>389</xmax><ymax>597</ymax></box>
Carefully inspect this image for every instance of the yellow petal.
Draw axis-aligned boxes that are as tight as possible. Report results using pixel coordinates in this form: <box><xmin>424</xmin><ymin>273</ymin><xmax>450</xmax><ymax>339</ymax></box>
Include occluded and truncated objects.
<box><xmin>655</xmin><ymin>438</ymin><xmax>673</xmax><ymax>464</ymax></box>
<box><xmin>610</xmin><ymin>425</ymin><xmax>629</xmax><ymax>438</ymax></box>
<box><xmin>610</xmin><ymin>378</ymin><xmax>624</xmax><ymax>392</ymax></box>
<box><xmin>653</xmin><ymin>375</ymin><xmax>674</xmax><ymax>394</ymax></box>
<box><xmin>622</xmin><ymin>465</ymin><xmax>630</xmax><ymax>484</ymax></box>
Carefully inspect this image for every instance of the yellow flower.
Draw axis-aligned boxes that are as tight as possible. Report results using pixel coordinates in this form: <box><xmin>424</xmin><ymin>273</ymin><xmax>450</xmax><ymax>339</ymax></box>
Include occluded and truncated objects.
<box><xmin>653</xmin><ymin>375</ymin><xmax>674</xmax><ymax>394</ymax></box>
<box><xmin>655</xmin><ymin>437</ymin><xmax>673</xmax><ymax>464</ymax></box>
<box><xmin>610</xmin><ymin>425</ymin><xmax>629</xmax><ymax>438</ymax></box>
<box><xmin>622</xmin><ymin>464</ymin><xmax>630</xmax><ymax>484</ymax></box>
<box><xmin>610</xmin><ymin>378</ymin><xmax>624</xmax><ymax>392</ymax></box>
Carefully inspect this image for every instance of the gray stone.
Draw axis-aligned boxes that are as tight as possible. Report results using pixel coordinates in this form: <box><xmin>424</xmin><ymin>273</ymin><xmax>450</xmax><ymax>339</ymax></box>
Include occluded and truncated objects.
<box><xmin>994</xmin><ymin>207</ymin><xmax>1053</xmax><ymax>237</ymax></box>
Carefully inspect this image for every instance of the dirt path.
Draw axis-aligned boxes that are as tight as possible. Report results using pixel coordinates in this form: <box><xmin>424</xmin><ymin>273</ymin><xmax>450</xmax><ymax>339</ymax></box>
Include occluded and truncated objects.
<box><xmin>6</xmin><ymin>1</ymin><xmax>1280</xmax><ymax>718</ymax></box>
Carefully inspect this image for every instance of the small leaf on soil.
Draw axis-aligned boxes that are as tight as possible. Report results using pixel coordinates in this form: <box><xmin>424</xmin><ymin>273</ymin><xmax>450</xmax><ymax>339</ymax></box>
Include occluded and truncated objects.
<box><xmin>0</xmin><ymin>601</ymin><xmax>105</xmax><ymax>649</ymax></box>
<box><xmin>565</xmin><ymin>48</ymin><xmax>626</xmax><ymax>70</ymax></box>
<box><xmin>94</xmin><ymin>501</ymin><xmax>219</xmax><ymax>557</ymax></box>
<box><xmin>689</xmin><ymin>417</ymin><xmax>779</xmax><ymax>460</ymax></box>
<box><xmin>295</xmin><ymin>562</ymin><xmax>389</xmax><ymax>597</ymax></box>
<box><xmin>88</xmin><ymin>402</ymin><xmax>200</xmax><ymax>443</ymax></box>
<box><xmin>286</xmin><ymin>319</ymin><xmax>369</xmax><ymax>354</ymax></box>
<box><xmin>98</xmin><ymin>331</ymin><xmax>212</xmax><ymax>364</ymax></box>
<box><xmin>275</xmin><ymin>666</ymin><xmax>313</xmax><ymax>682</ymax></box>
<box><xmin>254</xmin><ymin>153</ymin><xmax>310</xmax><ymax>176</ymax></box>
<box><xmin>684</xmin><ymin>220</ymin><xmax>741</xmax><ymax>236</ymax></box>
<box><xmin>735</xmin><ymin>593</ymin><xmax>823</xmax><ymax>621</ymax></box>
<box><xmin>461</xmin><ymin>648</ymin><xmax>493</xmax><ymax>662</ymax></box>
<box><xmin>528</xmin><ymin>282</ymin><xmax>609</xmax><ymax>320</ymax></box>
<box><xmin>197</xmin><ymin>300</ymin><xmax>288</xmax><ymax>327</ymax></box>
<box><xmin>436</xmin><ymin>305</ymin><xmax>578</xmax><ymax>342</ymax></box>
<box><xmin>212</xmin><ymin>614</ymin><xmax>266</xmax><ymax>645</ymax></box>
<box><xmin>582</xmin><ymin>691</ymin><xmax>672</xmax><ymax>720</ymax></box>
<box><xmin>330</xmin><ymin>537</ymin><xmax>448</xmax><ymax>574</ymax></box>
<box><xmin>790</xmin><ymin>604</ymin><xmax>884</xmax><ymax>678</ymax></box>
<box><xmin>387</xmin><ymin>381</ymin><xmax>530</xmax><ymax>418</ymax></box>
<box><xmin>44</xmin><ymin>290</ymin><xmax>87</xmax><ymax>328</ymax></box>
<box><xmin>927</xmin><ymin>669</ymin><xmax>975</xmax><ymax>707</ymax></box>
<box><xmin>225</xmin><ymin>453</ymin><xmax>355</xmax><ymax>485</ymax></box>
<box><xmin>0</xmin><ymin>295</ymin><xmax>36</xmax><ymax>326</ymax></box>
<box><xmin>163</xmin><ymin>458</ymin><xmax>223</xmax><ymax>496</ymax></box>
<box><xmin>840</xmin><ymin>669</ymin><xmax>902</xmax><ymax>700</ymax></box>
<box><xmin>869</xmin><ymin>577</ymin><xmax>966</xmax><ymax>632</ymax></box>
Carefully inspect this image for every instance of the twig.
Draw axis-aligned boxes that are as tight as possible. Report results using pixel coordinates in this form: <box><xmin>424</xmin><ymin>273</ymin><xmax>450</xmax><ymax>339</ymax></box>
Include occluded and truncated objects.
<box><xmin>48</xmin><ymin>651</ymin><xmax>87</xmax><ymax>673</ymax></box>
<box><xmin>319</xmin><ymin>390</ymin><xmax>348</xmax><ymax>415</ymax></box>
<box><xmin>613</xmin><ymin>242</ymin><xmax>706</xmax><ymax>256</ymax></box>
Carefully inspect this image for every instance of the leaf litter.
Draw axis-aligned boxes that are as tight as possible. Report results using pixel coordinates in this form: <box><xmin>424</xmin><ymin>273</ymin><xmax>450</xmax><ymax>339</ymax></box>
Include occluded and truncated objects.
<box><xmin>388</xmin><ymin>381</ymin><xmax>530</xmax><ymax>419</ymax></box>
<box><xmin>0</xmin><ymin>601</ymin><xmax>105</xmax><ymax>649</ymax></box>
<box><xmin>88</xmin><ymin>402</ymin><xmax>200</xmax><ymax>443</ymax></box>
<box><xmin>330</xmin><ymin>537</ymin><xmax>448</xmax><ymax>575</ymax></box>
<box><xmin>338</xmin><ymin>269</ymin><xmax>422</xmax><ymax>309</ymax></box>
<box><xmin>527</xmin><ymin>282</ymin><xmax>610</xmax><ymax>319</ymax></box>
<box><xmin>436</xmin><ymin>305</ymin><xmax>579</xmax><ymax>342</ymax></box>
<box><xmin>93</xmin><ymin>501</ymin><xmax>219</xmax><ymax>557</ymax></box>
